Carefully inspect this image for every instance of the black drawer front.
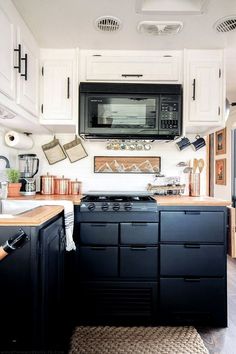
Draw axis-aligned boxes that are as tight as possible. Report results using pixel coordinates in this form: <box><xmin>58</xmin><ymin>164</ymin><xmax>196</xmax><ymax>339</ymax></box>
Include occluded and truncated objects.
<box><xmin>78</xmin><ymin>246</ymin><xmax>118</xmax><ymax>278</ymax></box>
<box><xmin>160</xmin><ymin>211</ymin><xmax>225</xmax><ymax>242</ymax></box>
<box><xmin>160</xmin><ymin>244</ymin><xmax>225</xmax><ymax>276</ymax></box>
<box><xmin>160</xmin><ymin>278</ymin><xmax>227</xmax><ymax>326</ymax></box>
<box><xmin>80</xmin><ymin>223</ymin><xmax>119</xmax><ymax>245</ymax></box>
<box><xmin>120</xmin><ymin>223</ymin><xmax>159</xmax><ymax>245</ymax></box>
<box><xmin>120</xmin><ymin>247</ymin><xmax>158</xmax><ymax>278</ymax></box>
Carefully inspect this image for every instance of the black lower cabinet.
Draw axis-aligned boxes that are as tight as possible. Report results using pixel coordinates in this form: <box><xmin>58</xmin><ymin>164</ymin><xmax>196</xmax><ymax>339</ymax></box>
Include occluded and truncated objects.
<box><xmin>160</xmin><ymin>278</ymin><xmax>227</xmax><ymax>326</ymax></box>
<box><xmin>0</xmin><ymin>214</ymin><xmax>66</xmax><ymax>351</ymax></box>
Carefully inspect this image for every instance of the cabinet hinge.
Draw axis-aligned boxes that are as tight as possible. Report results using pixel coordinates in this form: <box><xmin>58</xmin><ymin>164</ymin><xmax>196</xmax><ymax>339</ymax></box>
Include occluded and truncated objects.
<box><xmin>218</xmin><ymin>106</ymin><xmax>221</xmax><ymax>115</ymax></box>
<box><xmin>41</xmin><ymin>66</ymin><xmax>44</xmax><ymax>76</ymax></box>
<box><xmin>41</xmin><ymin>104</ymin><xmax>43</xmax><ymax>114</ymax></box>
<box><xmin>219</xmin><ymin>68</ymin><xmax>221</xmax><ymax>78</ymax></box>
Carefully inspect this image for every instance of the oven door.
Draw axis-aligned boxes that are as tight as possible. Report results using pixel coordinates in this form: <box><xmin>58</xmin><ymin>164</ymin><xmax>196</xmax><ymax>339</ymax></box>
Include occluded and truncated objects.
<box><xmin>82</xmin><ymin>94</ymin><xmax>159</xmax><ymax>136</ymax></box>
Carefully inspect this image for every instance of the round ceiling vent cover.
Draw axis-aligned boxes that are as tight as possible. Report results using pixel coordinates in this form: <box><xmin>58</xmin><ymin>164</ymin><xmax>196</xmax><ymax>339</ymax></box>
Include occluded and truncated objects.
<box><xmin>214</xmin><ymin>16</ymin><xmax>236</xmax><ymax>33</ymax></box>
<box><xmin>137</xmin><ymin>21</ymin><xmax>183</xmax><ymax>35</ymax></box>
<box><xmin>95</xmin><ymin>16</ymin><xmax>122</xmax><ymax>32</ymax></box>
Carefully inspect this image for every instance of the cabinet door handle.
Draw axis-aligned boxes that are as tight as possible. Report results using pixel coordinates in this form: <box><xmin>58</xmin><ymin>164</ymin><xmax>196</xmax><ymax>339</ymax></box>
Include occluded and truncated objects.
<box><xmin>21</xmin><ymin>53</ymin><xmax>28</xmax><ymax>81</ymax></box>
<box><xmin>121</xmin><ymin>74</ymin><xmax>143</xmax><ymax>78</ymax></box>
<box><xmin>185</xmin><ymin>211</ymin><xmax>201</xmax><ymax>215</ymax></box>
<box><xmin>90</xmin><ymin>246</ymin><xmax>106</xmax><ymax>250</ymax></box>
<box><xmin>14</xmin><ymin>44</ymin><xmax>21</xmax><ymax>73</ymax></box>
<box><xmin>91</xmin><ymin>224</ymin><xmax>107</xmax><ymax>227</ymax></box>
<box><xmin>192</xmin><ymin>78</ymin><xmax>196</xmax><ymax>100</ymax></box>
<box><xmin>184</xmin><ymin>278</ymin><xmax>200</xmax><ymax>282</ymax></box>
<box><xmin>67</xmin><ymin>77</ymin><xmax>70</xmax><ymax>99</ymax></box>
<box><xmin>184</xmin><ymin>244</ymin><xmax>200</xmax><ymax>249</ymax></box>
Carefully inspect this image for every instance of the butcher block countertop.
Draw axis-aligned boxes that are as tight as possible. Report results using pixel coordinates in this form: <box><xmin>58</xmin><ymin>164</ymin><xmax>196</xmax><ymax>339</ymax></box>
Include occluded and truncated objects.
<box><xmin>6</xmin><ymin>194</ymin><xmax>231</xmax><ymax>206</ymax></box>
<box><xmin>0</xmin><ymin>205</ymin><xmax>64</xmax><ymax>226</ymax></box>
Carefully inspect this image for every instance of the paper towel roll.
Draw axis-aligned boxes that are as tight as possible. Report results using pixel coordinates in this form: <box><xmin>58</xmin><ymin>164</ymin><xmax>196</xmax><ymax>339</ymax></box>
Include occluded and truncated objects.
<box><xmin>4</xmin><ymin>131</ymin><xmax>34</xmax><ymax>150</ymax></box>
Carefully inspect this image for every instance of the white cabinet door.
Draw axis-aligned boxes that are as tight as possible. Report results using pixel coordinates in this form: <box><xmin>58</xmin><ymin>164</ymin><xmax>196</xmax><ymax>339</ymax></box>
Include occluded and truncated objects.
<box><xmin>0</xmin><ymin>6</ymin><xmax>16</xmax><ymax>99</ymax></box>
<box><xmin>86</xmin><ymin>54</ymin><xmax>180</xmax><ymax>82</ymax></box>
<box><xmin>17</xmin><ymin>27</ymin><xmax>39</xmax><ymax>116</ymax></box>
<box><xmin>41</xmin><ymin>60</ymin><xmax>73</xmax><ymax>121</ymax></box>
<box><xmin>184</xmin><ymin>50</ymin><xmax>224</xmax><ymax>132</ymax></box>
<box><xmin>188</xmin><ymin>61</ymin><xmax>221</xmax><ymax>122</ymax></box>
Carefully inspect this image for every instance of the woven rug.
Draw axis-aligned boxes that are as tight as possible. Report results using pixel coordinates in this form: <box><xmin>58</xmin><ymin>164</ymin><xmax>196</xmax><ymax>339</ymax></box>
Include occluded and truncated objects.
<box><xmin>69</xmin><ymin>326</ymin><xmax>209</xmax><ymax>354</ymax></box>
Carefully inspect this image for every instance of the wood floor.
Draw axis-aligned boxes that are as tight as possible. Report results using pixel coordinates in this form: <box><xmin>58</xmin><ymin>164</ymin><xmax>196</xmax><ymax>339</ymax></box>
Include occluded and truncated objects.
<box><xmin>198</xmin><ymin>257</ymin><xmax>236</xmax><ymax>354</ymax></box>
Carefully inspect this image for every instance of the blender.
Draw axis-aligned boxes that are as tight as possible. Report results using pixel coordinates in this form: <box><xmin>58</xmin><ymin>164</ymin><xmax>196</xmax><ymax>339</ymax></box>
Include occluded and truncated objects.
<box><xmin>18</xmin><ymin>154</ymin><xmax>39</xmax><ymax>195</ymax></box>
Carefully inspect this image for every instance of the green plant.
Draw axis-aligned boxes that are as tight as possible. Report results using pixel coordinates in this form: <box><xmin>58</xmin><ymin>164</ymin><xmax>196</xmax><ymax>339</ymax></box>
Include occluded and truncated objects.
<box><xmin>6</xmin><ymin>169</ymin><xmax>20</xmax><ymax>183</ymax></box>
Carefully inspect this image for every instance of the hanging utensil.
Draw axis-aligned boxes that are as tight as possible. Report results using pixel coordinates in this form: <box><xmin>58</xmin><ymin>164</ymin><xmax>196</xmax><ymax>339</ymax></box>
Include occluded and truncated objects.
<box><xmin>198</xmin><ymin>159</ymin><xmax>205</xmax><ymax>173</ymax></box>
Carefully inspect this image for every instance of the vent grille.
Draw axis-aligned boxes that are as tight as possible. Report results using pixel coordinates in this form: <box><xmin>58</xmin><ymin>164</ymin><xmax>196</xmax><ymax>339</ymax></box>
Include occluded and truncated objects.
<box><xmin>95</xmin><ymin>16</ymin><xmax>121</xmax><ymax>32</ymax></box>
<box><xmin>137</xmin><ymin>21</ymin><xmax>183</xmax><ymax>35</ymax></box>
<box><xmin>214</xmin><ymin>16</ymin><xmax>236</xmax><ymax>33</ymax></box>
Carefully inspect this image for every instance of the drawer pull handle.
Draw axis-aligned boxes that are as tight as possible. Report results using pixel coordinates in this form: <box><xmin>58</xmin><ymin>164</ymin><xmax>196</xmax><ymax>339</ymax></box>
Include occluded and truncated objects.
<box><xmin>90</xmin><ymin>247</ymin><xmax>106</xmax><ymax>250</ymax></box>
<box><xmin>90</xmin><ymin>224</ymin><xmax>107</xmax><ymax>227</ymax></box>
<box><xmin>131</xmin><ymin>223</ymin><xmax>148</xmax><ymax>226</ymax></box>
<box><xmin>184</xmin><ymin>211</ymin><xmax>201</xmax><ymax>215</ymax></box>
<box><xmin>184</xmin><ymin>278</ymin><xmax>200</xmax><ymax>282</ymax></box>
<box><xmin>130</xmin><ymin>247</ymin><xmax>147</xmax><ymax>251</ymax></box>
<box><xmin>184</xmin><ymin>244</ymin><xmax>200</xmax><ymax>249</ymax></box>
<box><xmin>121</xmin><ymin>74</ymin><xmax>143</xmax><ymax>78</ymax></box>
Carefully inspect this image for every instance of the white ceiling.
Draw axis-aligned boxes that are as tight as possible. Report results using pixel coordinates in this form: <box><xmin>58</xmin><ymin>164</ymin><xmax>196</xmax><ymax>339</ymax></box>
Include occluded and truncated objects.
<box><xmin>12</xmin><ymin>0</ymin><xmax>236</xmax><ymax>101</ymax></box>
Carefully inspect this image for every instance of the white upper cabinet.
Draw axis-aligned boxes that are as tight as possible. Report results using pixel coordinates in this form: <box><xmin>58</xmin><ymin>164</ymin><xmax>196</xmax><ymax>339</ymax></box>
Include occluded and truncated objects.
<box><xmin>184</xmin><ymin>50</ymin><xmax>225</xmax><ymax>133</ymax></box>
<box><xmin>40</xmin><ymin>49</ymin><xmax>77</xmax><ymax>132</ymax></box>
<box><xmin>0</xmin><ymin>0</ymin><xmax>40</xmax><ymax>126</ymax></box>
<box><xmin>0</xmin><ymin>5</ymin><xmax>16</xmax><ymax>100</ymax></box>
<box><xmin>16</xmin><ymin>26</ymin><xmax>39</xmax><ymax>116</ymax></box>
<box><xmin>80</xmin><ymin>50</ymin><xmax>182</xmax><ymax>83</ymax></box>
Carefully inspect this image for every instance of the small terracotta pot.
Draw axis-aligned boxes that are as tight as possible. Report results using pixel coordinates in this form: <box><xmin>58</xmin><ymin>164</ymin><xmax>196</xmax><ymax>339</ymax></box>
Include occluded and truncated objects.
<box><xmin>7</xmin><ymin>183</ymin><xmax>22</xmax><ymax>197</ymax></box>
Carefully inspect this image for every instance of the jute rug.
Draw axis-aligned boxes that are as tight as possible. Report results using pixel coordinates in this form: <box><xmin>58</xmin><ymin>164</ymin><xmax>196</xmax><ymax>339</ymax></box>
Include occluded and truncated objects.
<box><xmin>69</xmin><ymin>326</ymin><xmax>209</xmax><ymax>354</ymax></box>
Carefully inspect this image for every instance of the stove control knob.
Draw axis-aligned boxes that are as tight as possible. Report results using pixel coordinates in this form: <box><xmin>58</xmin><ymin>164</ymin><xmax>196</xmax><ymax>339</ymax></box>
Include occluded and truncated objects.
<box><xmin>113</xmin><ymin>203</ymin><xmax>120</xmax><ymax>211</ymax></box>
<box><xmin>124</xmin><ymin>202</ymin><xmax>132</xmax><ymax>211</ymax></box>
<box><xmin>87</xmin><ymin>203</ymin><xmax>95</xmax><ymax>211</ymax></box>
<box><xmin>101</xmin><ymin>202</ymin><xmax>109</xmax><ymax>211</ymax></box>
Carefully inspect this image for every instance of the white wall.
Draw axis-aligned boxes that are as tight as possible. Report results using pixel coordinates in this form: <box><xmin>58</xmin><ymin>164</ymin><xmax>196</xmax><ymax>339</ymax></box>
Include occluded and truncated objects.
<box><xmin>17</xmin><ymin>133</ymin><xmax>206</xmax><ymax>194</ymax></box>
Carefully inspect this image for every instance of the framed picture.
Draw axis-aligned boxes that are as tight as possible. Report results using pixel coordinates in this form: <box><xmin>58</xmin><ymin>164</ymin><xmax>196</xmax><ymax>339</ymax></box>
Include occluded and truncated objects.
<box><xmin>94</xmin><ymin>156</ymin><xmax>161</xmax><ymax>174</ymax></box>
<box><xmin>215</xmin><ymin>128</ymin><xmax>226</xmax><ymax>155</ymax></box>
<box><xmin>215</xmin><ymin>158</ymin><xmax>226</xmax><ymax>185</ymax></box>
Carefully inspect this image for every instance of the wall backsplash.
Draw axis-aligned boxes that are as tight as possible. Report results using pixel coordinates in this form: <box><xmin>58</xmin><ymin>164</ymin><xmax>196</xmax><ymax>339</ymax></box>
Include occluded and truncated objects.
<box><xmin>16</xmin><ymin>133</ymin><xmax>206</xmax><ymax>194</ymax></box>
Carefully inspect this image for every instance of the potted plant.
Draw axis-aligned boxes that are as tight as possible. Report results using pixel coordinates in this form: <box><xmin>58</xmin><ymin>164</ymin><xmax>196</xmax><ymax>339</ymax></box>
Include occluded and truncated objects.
<box><xmin>6</xmin><ymin>169</ymin><xmax>21</xmax><ymax>197</ymax></box>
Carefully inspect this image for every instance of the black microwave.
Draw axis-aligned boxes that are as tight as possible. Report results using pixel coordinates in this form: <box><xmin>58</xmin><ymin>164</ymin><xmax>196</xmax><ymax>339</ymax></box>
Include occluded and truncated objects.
<box><xmin>79</xmin><ymin>82</ymin><xmax>182</xmax><ymax>140</ymax></box>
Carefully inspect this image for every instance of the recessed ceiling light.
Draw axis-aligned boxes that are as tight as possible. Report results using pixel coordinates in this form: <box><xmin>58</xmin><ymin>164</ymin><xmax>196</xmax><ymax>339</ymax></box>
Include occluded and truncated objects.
<box><xmin>137</xmin><ymin>21</ymin><xmax>183</xmax><ymax>35</ymax></box>
<box><xmin>136</xmin><ymin>0</ymin><xmax>209</xmax><ymax>14</ymax></box>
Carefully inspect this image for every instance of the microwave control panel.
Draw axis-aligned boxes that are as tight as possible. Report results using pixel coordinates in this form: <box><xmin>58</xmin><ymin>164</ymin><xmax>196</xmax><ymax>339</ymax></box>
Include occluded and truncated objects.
<box><xmin>159</xmin><ymin>95</ymin><xmax>181</xmax><ymax>133</ymax></box>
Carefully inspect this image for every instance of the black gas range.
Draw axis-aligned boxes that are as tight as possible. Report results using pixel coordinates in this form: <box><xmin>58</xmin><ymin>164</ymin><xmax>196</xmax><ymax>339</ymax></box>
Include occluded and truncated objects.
<box><xmin>80</xmin><ymin>193</ymin><xmax>157</xmax><ymax>212</ymax></box>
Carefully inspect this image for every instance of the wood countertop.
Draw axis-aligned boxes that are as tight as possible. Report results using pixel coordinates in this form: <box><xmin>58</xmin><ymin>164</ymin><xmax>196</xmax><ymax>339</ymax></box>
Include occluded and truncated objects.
<box><xmin>0</xmin><ymin>205</ymin><xmax>64</xmax><ymax>226</ymax></box>
<box><xmin>6</xmin><ymin>194</ymin><xmax>230</xmax><ymax>206</ymax></box>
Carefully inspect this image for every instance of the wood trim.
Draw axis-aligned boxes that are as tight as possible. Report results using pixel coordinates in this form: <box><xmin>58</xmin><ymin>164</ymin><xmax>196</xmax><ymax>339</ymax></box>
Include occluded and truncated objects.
<box><xmin>228</xmin><ymin>206</ymin><xmax>236</xmax><ymax>258</ymax></box>
<box><xmin>206</xmin><ymin>135</ymin><xmax>210</xmax><ymax>196</ymax></box>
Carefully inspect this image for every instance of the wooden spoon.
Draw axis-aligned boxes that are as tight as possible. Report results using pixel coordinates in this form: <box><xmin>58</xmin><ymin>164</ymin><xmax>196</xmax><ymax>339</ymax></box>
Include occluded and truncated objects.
<box><xmin>193</xmin><ymin>158</ymin><xmax>199</xmax><ymax>173</ymax></box>
<box><xmin>198</xmin><ymin>159</ymin><xmax>205</xmax><ymax>173</ymax></box>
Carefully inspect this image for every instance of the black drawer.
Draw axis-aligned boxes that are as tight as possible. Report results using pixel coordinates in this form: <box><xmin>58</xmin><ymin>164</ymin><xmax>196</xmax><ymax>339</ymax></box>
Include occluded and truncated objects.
<box><xmin>160</xmin><ymin>211</ymin><xmax>225</xmax><ymax>242</ymax></box>
<box><xmin>120</xmin><ymin>223</ymin><xmax>159</xmax><ymax>245</ymax></box>
<box><xmin>120</xmin><ymin>246</ymin><xmax>158</xmax><ymax>278</ymax></box>
<box><xmin>160</xmin><ymin>244</ymin><xmax>225</xmax><ymax>276</ymax></box>
<box><xmin>78</xmin><ymin>246</ymin><xmax>118</xmax><ymax>278</ymax></box>
<box><xmin>80</xmin><ymin>223</ymin><xmax>118</xmax><ymax>245</ymax></box>
<box><xmin>160</xmin><ymin>278</ymin><xmax>227</xmax><ymax>326</ymax></box>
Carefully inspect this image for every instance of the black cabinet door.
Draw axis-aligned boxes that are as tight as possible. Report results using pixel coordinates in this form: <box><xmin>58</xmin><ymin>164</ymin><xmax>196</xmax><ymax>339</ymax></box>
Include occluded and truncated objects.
<box><xmin>39</xmin><ymin>216</ymin><xmax>65</xmax><ymax>349</ymax></box>
<box><xmin>160</xmin><ymin>278</ymin><xmax>227</xmax><ymax>326</ymax></box>
<box><xmin>0</xmin><ymin>226</ymin><xmax>35</xmax><ymax>350</ymax></box>
<box><xmin>80</xmin><ymin>223</ymin><xmax>119</xmax><ymax>245</ymax></box>
<box><xmin>78</xmin><ymin>246</ymin><xmax>118</xmax><ymax>278</ymax></box>
<box><xmin>120</xmin><ymin>223</ymin><xmax>159</xmax><ymax>245</ymax></box>
<box><xmin>160</xmin><ymin>244</ymin><xmax>225</xmax><ymax>276</ymax></box>
<box><xmin>160</xmin><ymin>211</ymin><xmax>225</xmax><ymax>242</ymax></box>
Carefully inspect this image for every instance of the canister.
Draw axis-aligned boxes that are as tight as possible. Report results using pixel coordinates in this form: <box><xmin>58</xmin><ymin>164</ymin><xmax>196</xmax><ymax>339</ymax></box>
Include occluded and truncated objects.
<box><xmin>40</xmin><ymin>173</ymin><xmax>55</xmax><ymax>195</ymax></box>
<box><xmin>189</xmin><ymin>173</ymin><xmax>200</xmax><ymax>197</ymax></box>
<box><xmin>54</xmin><ymin>175</ymin><xmax>70</xmax><ymax>195</ymax></box>
<box><xmin>70</xmin><ymin>179</ymin><xmax>82</xmax><ymax>195</ymax></box>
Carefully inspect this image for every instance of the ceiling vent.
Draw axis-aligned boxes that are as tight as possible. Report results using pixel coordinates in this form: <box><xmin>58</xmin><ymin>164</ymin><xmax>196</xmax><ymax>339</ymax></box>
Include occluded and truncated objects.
<box><xmin>137</xmin><ymin>21</ymin><xmax>183</xmax><ymax>35</ymax></box>
<box><xmin>214</xmin><ymin>16</ymin><xmax>236</xmax><ymax>33</ymax></box>
<box><xmin>95</xmin><ymin>16</ymin><xmax>122</xmax><ymax>32</ymax></box>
